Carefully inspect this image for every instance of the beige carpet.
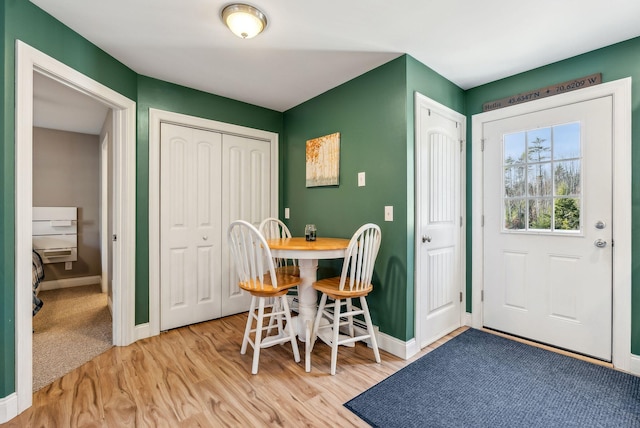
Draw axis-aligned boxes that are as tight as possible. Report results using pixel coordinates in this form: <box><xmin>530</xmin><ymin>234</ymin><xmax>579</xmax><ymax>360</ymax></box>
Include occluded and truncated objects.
<box><xmin>32</xmin><ymin>284</ymin><xmax>112</xmax><ymax>392</ymax></box>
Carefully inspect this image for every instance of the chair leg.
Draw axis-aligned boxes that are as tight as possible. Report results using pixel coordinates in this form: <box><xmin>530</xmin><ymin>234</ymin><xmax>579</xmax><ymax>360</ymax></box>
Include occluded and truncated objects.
<box><xmin>330</xmin><ymin>297</ymin><xmax>341</xmax><ymax>376</ymax></box>
<box><xmin>310</xmin><ymin>293</ymin><xmax>328</xmax><ymax>348</ymax></box>
<box><xmin>345</xmin><ymin>298</ymin><xmax>355</xmax><ymax>337</ymax></box>
<box><xmin>360</xmin><ymin>296</ymin><xmax>380</xmax><ymax>363</ymax></box>
<box><xmin>307</xmin><ymin>293</ymin><xmax>328</xmax><ymax>373</ymax></box>
<box><xmin>281</xmin><ymin>295</ymin><xmax>300</xmax><ymax>363</ymax></box>
<box><xmin>252</xmin><ymin>298</ymin><xmax>266</xmax><ymax>374</ymax></box>
<box><xmin>241</xmin><ymin>296</ymin><xmax>256</xmax><ymax>355</ymax></box>
<box><xmin>265</xmin><ymin>298</ymin><xmax>278</xmax><ymax>336</ymax></box>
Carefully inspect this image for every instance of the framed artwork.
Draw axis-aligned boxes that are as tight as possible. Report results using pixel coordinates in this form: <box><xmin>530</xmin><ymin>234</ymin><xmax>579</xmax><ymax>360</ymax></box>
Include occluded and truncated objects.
<box><xmin>306</xmin><ymin>132</ymin><xmax>340</xmax><ymax>187</ymax></box>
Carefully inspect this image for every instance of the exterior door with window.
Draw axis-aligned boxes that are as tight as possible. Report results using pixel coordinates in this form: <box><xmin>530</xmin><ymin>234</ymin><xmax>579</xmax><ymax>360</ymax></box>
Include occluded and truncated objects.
<box><xmin>482</xmin><ymin>96</ymin><xmax>612</xmax><ymax>360</ymax></box>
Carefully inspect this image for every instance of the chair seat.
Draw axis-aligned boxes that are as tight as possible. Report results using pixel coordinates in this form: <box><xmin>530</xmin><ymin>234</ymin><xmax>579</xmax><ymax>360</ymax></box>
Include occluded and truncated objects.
<box><xmin>240</xmin><ymin>273</ymin><xmax>301</xmax><ymax>297</ymax></box>
<box><xmin>313</xmin><ymin>276</ymin><xmax>373</xmax><ymax>299</ymax></box>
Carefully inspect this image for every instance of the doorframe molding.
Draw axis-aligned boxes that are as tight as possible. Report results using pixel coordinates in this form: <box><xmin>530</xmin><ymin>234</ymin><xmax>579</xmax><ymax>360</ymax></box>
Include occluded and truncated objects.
<box><xmin>13</xmin><ymin>40</ymin><xmax>137</xmax><ymax>415</ymax></box>
<box><xmin>413</xmin><ymin>92</ymin><xmax>467</xmax><ymax>351</ymax></box>
<box><xmin>148</xmin><ymin>108</ymin><xmax>279</xmax><ymax>337</ymax></box>
<box><xmin>471</xmin><ymin>78</ymin><xmax>632</xmax><ymax>372</ymax></box>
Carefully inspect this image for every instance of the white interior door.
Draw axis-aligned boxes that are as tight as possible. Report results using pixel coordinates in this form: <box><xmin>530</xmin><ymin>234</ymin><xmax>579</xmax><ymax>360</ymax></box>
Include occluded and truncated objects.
<box><xmin>482</xmin><ymin>96</ymin><xmax>613</xmax><ymax>360</ymax></box>
<box><xmin>416</xmin><ymin>95</ymin><xmax>464</xmax><ymax>348</ymax></box>
<box><xmin>221</xmin><ymin>134</ymin><xmax>271</xmax><ymax>316</ymax></box>
<box><xmin>161</xmin><ymin>123</ymin><xmax>222</xmax><ymax>330</ymax></box>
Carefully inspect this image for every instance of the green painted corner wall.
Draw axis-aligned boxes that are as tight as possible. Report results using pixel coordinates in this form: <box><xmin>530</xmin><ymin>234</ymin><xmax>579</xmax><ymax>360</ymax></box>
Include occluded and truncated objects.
<box><xmin>134</xmin><ymin>76</ymin><xmax>284</xmax><ymax>324</ymax></box>
<box><xmin>282</xmin><ymin>56</ymin><xmax>464</xmax><ymax>340</ymax></box>
<box><xmin>464</xmin><ymin>36</ymin><xmax>640</xmax><ymax>353</ymax></box>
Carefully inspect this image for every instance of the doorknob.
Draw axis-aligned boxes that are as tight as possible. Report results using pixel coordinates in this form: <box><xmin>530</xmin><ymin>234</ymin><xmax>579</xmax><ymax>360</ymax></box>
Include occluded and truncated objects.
<box><xmin>594</xmin><ymin>239</ymin><xmax>607</xmax><ymax>248</ymax></box>
<box><xmin>422</xmin><ymin>235</ymin><xmax>431</xmax><ymax>243</ymax></box>
<box><xmin>202</xmin><ymin>236</ymin><xmax>208</xmax><ymax>241</ymax></box>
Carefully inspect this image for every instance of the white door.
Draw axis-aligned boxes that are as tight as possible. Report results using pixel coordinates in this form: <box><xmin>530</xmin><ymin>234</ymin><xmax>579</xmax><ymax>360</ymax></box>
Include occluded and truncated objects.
<box><xmin>161</xmin><ymin>123</ymin><xmax>222</xmax><ymax>330</ymax></box>
<box><xmin>221</xmin><ymin>134</ymin><xmax>271</xmax><ymax>316</ymax></box>
<box><xmin>416</xmin><ymin>95</ymin><xmax>464</xmax><ymax>348</ymax></box>
<box><xmin>482</xmin><ymin>96</ymin><xmax>613</xmax><ymax>360</ymax></box>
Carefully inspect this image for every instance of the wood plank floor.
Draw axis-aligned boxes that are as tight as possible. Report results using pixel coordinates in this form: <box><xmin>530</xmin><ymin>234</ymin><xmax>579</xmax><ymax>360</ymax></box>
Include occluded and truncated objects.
<box><xmin>3</xmin><ymin>314</ymin><xmax>468</xmax><ymax>427</ymax></box>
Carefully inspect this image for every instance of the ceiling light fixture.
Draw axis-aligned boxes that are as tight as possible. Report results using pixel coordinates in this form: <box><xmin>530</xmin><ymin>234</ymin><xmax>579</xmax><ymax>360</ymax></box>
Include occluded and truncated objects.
<box><xmin>221</xmin><ymin>3</ymin><xmax>267</xmax><ymax>39</ymax></box>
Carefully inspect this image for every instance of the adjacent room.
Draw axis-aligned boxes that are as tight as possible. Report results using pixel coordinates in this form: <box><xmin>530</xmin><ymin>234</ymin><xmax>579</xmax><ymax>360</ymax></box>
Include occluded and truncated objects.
<box><xmin>2</xmin><ymin>0</ymin><xmax>640</xmax><ymax>426</ymax></box>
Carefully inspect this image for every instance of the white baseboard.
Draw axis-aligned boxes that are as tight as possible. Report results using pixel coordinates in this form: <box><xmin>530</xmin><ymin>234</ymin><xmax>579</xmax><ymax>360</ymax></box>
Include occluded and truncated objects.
<box><xmin>629</xmin><ymin>354</ymin><xmax>640</xmax><ymax>376</ymax></box>
<box><xmin>134</xmin><ymin>323</ymin><xmax>151</xmax><ymax>342</ymax></box>
<box><xmin>0</xmin><ymin>393</ymin><xmax>18</xmax><ymax>424</ymax></box>
<box><xmin>464</xmin><ymin>312</ymin><xmax>472</xmax><ymax>326</ymax></box>
<box><xmin>39</xmin><ymin>275</ymin><xmax>102</xmax><ymax>291</ymax></box>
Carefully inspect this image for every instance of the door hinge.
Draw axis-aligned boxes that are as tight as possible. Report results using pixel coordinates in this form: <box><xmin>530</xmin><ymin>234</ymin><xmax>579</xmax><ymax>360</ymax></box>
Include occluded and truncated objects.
<box><xmin>481</xmin><ymin>290</ymin><xmax>484</xmax><ymax>302</ymax></box>
<box><xmin>481</xmin><ymin>215</ymin><xmax>485</xmax><ymax>227</ymax></box>
<box><xmin>455</xmin><ymin>121</ymin><xmax>459</xmax><ymax>128</ymax></box>
<box><xmin>459</xmin><ymin>291</ymin><xmax>463</xmax><ymax>302</ymax></box>
<box><xmin>460</xmin><ymin>216</ymin><xmax>463</xmax><ymax>227</ymax></box>
<box><xmin>611</xmin><ymin>239</ymin><xmax>614</xmax><ymax>247</ymax></box>
<box><xmin>460</xmin><ymin>139</ymin><xmax>464</xmax><ymax>152</ymax></box>
<box><xmin>481</xmin><ymin>139</ymin><xmax>485</xmax><ymax>151</ymax></box>
<box><xmin>427</xmin><ymin>108</ymin><xmax>431</xmax><ymax>116</ymax></box>
<box><xmin>112</xmin><ymin>234</ymin><xmax>117</xmax><ymax>242</ymax></box>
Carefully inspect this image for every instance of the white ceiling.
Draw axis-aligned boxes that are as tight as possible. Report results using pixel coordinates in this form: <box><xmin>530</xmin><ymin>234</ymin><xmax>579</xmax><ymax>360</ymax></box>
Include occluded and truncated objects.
<box><xmin>29</xmin><ymin>0</ymin><xmax>640</xmax><ymax>133</ymax></box>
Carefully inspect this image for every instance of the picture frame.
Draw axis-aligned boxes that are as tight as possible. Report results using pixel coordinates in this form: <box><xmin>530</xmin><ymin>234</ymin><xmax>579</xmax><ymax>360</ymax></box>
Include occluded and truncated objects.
<box><xmin>306</xmin><ymin>132</ymin><xmax>340</xmax><ymax>187</ymax></box>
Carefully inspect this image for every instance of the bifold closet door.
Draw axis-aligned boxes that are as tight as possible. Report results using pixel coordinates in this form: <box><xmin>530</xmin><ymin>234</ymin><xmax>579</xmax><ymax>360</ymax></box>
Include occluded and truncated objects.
<box><xmin>220</xmin><ymin>133</ymin><xmax>271</xmax><ymax>316</ymax></box>
<box><xmin>160</xmin><ymin>123</ymin><xmax>222</xmax><ymax>330</ymax></box>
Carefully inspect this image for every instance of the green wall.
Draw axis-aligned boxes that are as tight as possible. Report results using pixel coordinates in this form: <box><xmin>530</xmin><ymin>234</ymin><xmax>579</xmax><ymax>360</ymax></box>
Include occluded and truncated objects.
<box><xmin>134</xmin><ymin>76</ymin><xmax>283</xmax><ymax>323</ymax></box>
<box><xmin>282</xmin><ymin>56</ymin><xmax>464</xmax><ymax>340</ymax></box>
<box><xmin>465</xmin><ymin>37</ymin><xmax>640</xmax><ymax>353</ymax></box>
<box><xmin>1</xmin><ymin>0</ymin><xmax>137</xmax><ymax>397</ymax></box>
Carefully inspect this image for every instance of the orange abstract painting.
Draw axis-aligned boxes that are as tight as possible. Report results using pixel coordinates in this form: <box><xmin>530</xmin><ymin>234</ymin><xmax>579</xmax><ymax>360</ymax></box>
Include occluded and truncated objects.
<box><xmin>306</xmin><ymin>132</ymin><xmax>340</xmax><ymax>187</ymax></box>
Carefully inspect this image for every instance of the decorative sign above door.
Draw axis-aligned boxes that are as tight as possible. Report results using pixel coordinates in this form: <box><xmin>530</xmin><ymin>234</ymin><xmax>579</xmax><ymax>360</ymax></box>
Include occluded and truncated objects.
<box><xmin>482</xmin><ymin>73</ymin><xmax>602</xmax><ymax>112</ymax></box>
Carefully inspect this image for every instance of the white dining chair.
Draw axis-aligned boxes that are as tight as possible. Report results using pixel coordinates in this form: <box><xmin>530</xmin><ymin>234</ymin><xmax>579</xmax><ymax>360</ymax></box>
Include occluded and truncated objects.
<box><xmin>227</xmin><ymin>220</ymin><xmax>301</xmax><ymax>374</ymax></box>
<box><xmin>259</xmin><ymin>217</ymin><xmax>300</xmax><ymax>315</ymax></box>
<box><xmin>309</xmin><ymin>223</ymin><xmax>382</xmax><ymax>375</ymax></box>
<box><xmin>258</xmin><ymin>217</ymin><xmax>299</xmax><ymax>276</ymax></box>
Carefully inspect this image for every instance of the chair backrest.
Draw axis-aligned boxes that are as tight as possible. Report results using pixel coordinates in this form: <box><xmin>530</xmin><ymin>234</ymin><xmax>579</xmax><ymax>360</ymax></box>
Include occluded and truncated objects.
<box><xmin>339</xmin><ymin>223</ymin><xmax>382</xmax><ymax>292</ymax></box>
<box><xmin>228</xmin><ymin>220</ymin><xmax>278</xmax><ymax>290</ymax></box>
<box><xmin>258</xmin><ymin>217</ymin><xmax>297</xmax><ymax>268</ymax></box>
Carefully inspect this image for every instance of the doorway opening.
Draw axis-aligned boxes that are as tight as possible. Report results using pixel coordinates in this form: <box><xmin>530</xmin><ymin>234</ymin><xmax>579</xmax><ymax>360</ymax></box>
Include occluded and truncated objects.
<box><xmin>14</xmin><ymin>40</ymin><xmax>136</xmax><ymax>414</ymax></box>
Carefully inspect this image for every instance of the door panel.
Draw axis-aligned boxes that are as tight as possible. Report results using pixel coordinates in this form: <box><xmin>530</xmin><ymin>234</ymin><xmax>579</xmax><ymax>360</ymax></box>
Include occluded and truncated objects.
<box><xmin>482</xmin><ymin>96</ymin><xmax>612</xmax><ymax>360</ymax></box>
<box><xmin>221</xmin><ymin>134</ymin><xmax>271</xmax><ymax>316</ymax></box>
<box><xmin>161</xmin><ymin>123</ymin><xmax>222</xmax><ymax>330</ymax></box>
<box><xmin>417</xmin><ymin>103</ymin><xmax>463</xmax><ymax>348</ymax></box>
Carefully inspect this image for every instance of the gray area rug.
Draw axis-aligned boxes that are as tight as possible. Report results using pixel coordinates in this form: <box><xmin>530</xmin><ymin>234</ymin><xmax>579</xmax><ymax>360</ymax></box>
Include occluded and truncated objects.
<box><xmin>345</xmin><ymin>329</ymin><xmax>640</xmax><ymax>427</ymax></box>
<box><xmin>32</xmin><ymin>284</ymin><xmax>112</xmax><ymax>391</ymax></box>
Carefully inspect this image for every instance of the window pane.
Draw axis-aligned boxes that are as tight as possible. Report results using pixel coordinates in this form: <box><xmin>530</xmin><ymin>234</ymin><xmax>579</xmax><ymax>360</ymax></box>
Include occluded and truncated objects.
<box><xmin>527</xmin><ymin>163</ymin><xmax>551</xmax><ymax>197</ymax></box>
<box><xmin>553</xmin><ymin>123</ymin><xmax>580</xmax><ymax>160</ymax></box>
<box><xmin>528</xmin><ymin>199</ymin><xmax>551</xmax><ymax>230</ymax></box>
<box><xmin>504</xmin><ymin>165</ymin><xmax>526</xmax><ymax>197</ymax></box>
<box><xmin>527</xmin><ymin>128</ymin><xmax>551</xmax><ymax>162</ymax></box>
<box><xmin>504</xmin><ymin>199</ymin><xmax>526</xmax><ymax>230</ymax></box>
<box><xmin>555</xmin><ymin>160</ymin><xmax>581</xmax><ymax>196</ymax></box>
<box><xmin>504</xmin><ymin>132</ymin><xmax>526</xmax><ymax>164</ymax></box>
<box><xmin>554</xmin><ymin>197</ymin><xmax>580</xmax><ymax>230</ymax></box>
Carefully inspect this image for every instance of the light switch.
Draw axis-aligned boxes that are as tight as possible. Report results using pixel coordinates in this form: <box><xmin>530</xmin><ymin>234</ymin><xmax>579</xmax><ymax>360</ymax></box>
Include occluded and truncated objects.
<box><xmin>384</xmin><ymin>206</ymin><xmax>393</xmax><ymax>222</ymax></box>
<box><xmin>284</xmin><ymin>208</ymin><xmax>290</xmax><ymax>219</ymax></box>
<box><xmin>65</xmin><ymin>261</ymin><xmax>72</xmax><ymax>270</ymax></box>
<box><xmin>358</xmin><ymin>172</ymin><xmax>366</xmax><ymax>187</ymax></box>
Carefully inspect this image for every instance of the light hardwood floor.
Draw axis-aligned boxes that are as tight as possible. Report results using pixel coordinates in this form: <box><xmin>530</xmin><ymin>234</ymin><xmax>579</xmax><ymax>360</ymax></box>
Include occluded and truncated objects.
<box><xmin>3</xmin><ymin>314</ymin><xmax>468</xmax><ymax>427</ymax></box>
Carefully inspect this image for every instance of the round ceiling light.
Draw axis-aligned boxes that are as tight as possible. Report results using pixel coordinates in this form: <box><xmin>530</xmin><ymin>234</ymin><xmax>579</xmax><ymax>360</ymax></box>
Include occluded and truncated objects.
<box><xmin>221</xmin><ymin>3</ymin><xmax>267</xmax><ymax>39</ymax></box>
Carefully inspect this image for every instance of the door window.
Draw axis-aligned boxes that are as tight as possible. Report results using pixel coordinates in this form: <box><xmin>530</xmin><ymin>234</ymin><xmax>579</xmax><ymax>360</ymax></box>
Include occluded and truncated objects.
<box><xmin>503</xmin><ymin>122</ymin><xmax>581</xmax><ymax>233</ymax></box>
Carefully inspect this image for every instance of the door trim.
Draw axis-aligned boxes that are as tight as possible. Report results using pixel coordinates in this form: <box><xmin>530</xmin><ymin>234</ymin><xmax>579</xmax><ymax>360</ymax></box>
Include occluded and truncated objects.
<box><xmin>414</xmin><ymin>92</ymin><xmax>466</xmax><ymax>350</ymax></box>
<box><xmin>148</xmin><ymin>108</ymin><xmax>279</xmax><ymax>337</ymax></box>
<box><xmin>471</xmin><ymin>78</ymin><xmax>632</xmax><ymax>372</ymax></box>
<box><xmin>14</xmin><ymin>41</ymin><xmax>137</xmax><ymax>414</ymax></box>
